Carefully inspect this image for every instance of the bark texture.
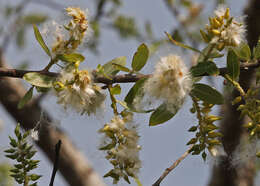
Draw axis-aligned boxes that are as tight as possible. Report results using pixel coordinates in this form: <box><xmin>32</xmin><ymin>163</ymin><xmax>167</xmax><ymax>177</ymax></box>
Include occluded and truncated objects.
<box><xmin>208</xmin><ymin>1</ymin><xmax>260</xmax><ymax>186</ymax></box>
<box><xmin>0</xmin><ymin>53</ymin><xmax>105</xmax><ymax>186</ymax></box>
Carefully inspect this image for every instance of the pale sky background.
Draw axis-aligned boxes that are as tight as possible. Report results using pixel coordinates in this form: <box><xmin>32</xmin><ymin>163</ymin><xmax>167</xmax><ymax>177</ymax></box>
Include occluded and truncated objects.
<box><xmin>0</xmin><ymin>0</ymin><xmax>259</xmax><ymax>186</ymax></box>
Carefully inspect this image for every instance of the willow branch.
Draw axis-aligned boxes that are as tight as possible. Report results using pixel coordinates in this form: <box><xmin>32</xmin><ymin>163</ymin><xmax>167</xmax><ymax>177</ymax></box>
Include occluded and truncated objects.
<box><xmin>0</xmin><ymin>61</ymin><xmax>259</xmax><ymax>84</ymax></box>
<box><xmin>49</xmin><ymin>140</ymin><xmax>62</xmax><ymax>186</ymax></box>
<box><xmin>152</xmin><ymin>145</ymin><xmax>194</xmax><ymax>186</ymax></box>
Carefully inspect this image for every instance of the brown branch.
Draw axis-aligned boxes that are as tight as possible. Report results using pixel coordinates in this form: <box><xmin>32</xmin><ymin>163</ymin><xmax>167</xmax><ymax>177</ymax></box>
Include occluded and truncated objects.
<box><xmin>0</xmin><ymin>61</ymin><xmax>259</xmax><ymax>84</ymax></box>
<box><xmin>152</xmin><ymin>145</ymin><xmax>194</xmax><ymax>186</ymax></box>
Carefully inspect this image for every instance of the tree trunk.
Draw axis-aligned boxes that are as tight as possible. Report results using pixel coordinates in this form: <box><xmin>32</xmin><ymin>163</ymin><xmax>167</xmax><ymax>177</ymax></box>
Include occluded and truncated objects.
<box><xmin>208</xmin><ymin>1</ymin><xmax>260</xmax><ymax>186</ymax></box>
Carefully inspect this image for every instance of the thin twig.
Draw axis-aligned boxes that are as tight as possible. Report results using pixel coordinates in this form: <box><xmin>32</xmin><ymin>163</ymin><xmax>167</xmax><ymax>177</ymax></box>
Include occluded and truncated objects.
<box><xmin>49</xmin><ymin>140</ymin><xmax>62</xmax><ymax>186</ymax></box>
<box><xmin>0</xmin><ymin>61</ymin><xmax>259</xmax><ymax>84</ymax></box>
<box><xmin>152</xmin><ymin>145</ymin><xmax>194</xmax><ymax>186</ymax></box>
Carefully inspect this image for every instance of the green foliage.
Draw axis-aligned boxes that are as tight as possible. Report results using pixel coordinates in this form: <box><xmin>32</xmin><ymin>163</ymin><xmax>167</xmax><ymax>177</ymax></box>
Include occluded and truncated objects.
<box><xmin>57</xmin><ymin>53</ymin><xmax>85</xmax><ymax>63</ymax></box>
<box><xmin>188</xmin><ymin>98</ymin><xmax>222</xmax><ymax>160</ymax></box>
<box><xmin>131</xmin><ymin>43</ymin><xmax>149</xmax><ymax>72</ymax></box>
<box><xmin>0</xmin><ymin>163</ymin><xmax>13</xmax><ymax>186</ymax></box>
<box><xmin>124</xmin><ymin>78</ymin><xmax>152</xmax><ymax>113</ymax></box>
<box><xmin>23</xmin><ymin>72</ymin><xmax>55</xmax><ymax>88</ymax></box>
<box><xmin>102</xmin><ymin>56</ymin><xmax>127</xmax><ymax>76</ymax></box>
<box><xmin>238</xmin><ymin>88</ymin><xmax>260</xmax><ymax>139</ymax></box>
<box><xmin>149</xmin><ymin>103</ymin><xmax>177</xmax><ymax>126</ymax></box>
<box><xmin>233</xmin><ymin>42</ymin><xmax>251</xmax><ymax>61</ymax></box>
<box><xmin>18</xmin><ymin>87</ymin><xmax>34</xmax><ymax>109</ymax></box>
<box><xmin>191</xmin><ymin>61</ymin><xmax>219</xmax><ymax>76</ymax></box>
<box><xmin>33</xmin><ymin>25</ymin><xmax>51</xmax><ymax>57</ymax></box>
<box><xmin>191</xmin><ymin>83</ymin><xmax>224</xmax><ymax>105</ymax></box>
<box><xmin>253</xmin><ymin>37</ymin><xmax>260</xmax><ymax>60</ymax></box>
<box><xmin>227</xmin><ymin>49</ymin><xmax>240</xmax><ymax>80</ymax></box>
<box><xmin>110</xmin><ymin>84</ymin><xmax>121</xmax><ymax>95</ymax></box>
<box><xmin>5</xmin><ymin>124</ymin><xmax>41</xmax><ymax>186</ymax></box>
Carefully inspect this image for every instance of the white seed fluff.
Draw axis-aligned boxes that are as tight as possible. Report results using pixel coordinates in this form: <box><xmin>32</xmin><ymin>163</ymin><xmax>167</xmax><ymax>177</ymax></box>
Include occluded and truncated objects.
<box><xmin>144</xmin><ymin>55</ymin><xmax>192</xmax><ymax>113</ymax></box>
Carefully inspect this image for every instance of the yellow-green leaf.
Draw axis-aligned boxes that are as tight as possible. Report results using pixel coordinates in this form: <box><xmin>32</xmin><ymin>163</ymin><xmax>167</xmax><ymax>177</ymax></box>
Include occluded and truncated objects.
<box><xmin>33</xmin><ymin>25</ymin><xmax>51</xmax><ymax>57</ymax></box>
<box><xmin>57</xmin><ymin>53</ymin><xmax>85</xmax><ymax>63</ymax></box>
<box><xmin>103</xmin><ymin>56</ymin><xmax>126</xmax><ymax>76</ymax></box>
<box><xmin>191</xmin><ymin>83</ymin><xmax>224</xmax><ymax>105</ymax></box>
<box><xmin>18</xmin><ymin>87</ymin><xmax>34</xmax><ymax>109</ymax></box>
<box><xmin>110</xmin><ymin>84</ymin><xmax>121</xmax><ymax>95</ymax></box>
<box><xmin>112</xmin><ymin>63</ymin><xmax>131</xmax><ymax>72</ymax></box>
<box><xmin>23</xmin><ymin>72</ymin><xmax>55</xmax><ymax>88</ymax></box>
<box><xmin>131</xmin><ymin>43</ymin><xmax>149</xmax><ymax>71</ymax></box>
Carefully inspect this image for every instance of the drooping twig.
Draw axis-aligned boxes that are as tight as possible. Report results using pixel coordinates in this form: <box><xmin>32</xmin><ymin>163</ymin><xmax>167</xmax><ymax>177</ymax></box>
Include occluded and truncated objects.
<box><xmin>152</xmin><ymin>145</ymin><xmax>194</xmax><ymax>186</ymax></box>
<box><xmin>49</xmin><ymin>140</ymin><xmax>62</xmax><ymax>186</ymax></box>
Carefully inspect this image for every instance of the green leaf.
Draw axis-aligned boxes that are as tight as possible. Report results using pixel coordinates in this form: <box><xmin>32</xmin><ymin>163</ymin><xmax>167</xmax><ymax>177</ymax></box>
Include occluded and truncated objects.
<box><xmin>254</xmin><ymin>37</ymin><xmax>260</xmax><ymax>59</ymax></box>
<box><xmin>103</xmin><ymin>56</ymin><xmax>126</xmax><ymax>76</ymax></box>
<box><xmin>14</xmin><ymin>124</ymin><xmax>20</xmax><ymax>139</ymax></box>
<box><xmin>191</xmin><ymin>83</ymin><xmax>224</xmax><ymax>105</ymax></box>
<box><xmin>112</xmin><ymin>63</ymin><xmax>131</xmax><ymax>72</ymax></box>
<box><xmin>191</xmin><ymin>61</ymin><xmax>219</xmax><ymax>76</ymax></box>
<box><xmin>30</xmin><ymin>174</ymin><xmax>42</xmax><ymax>181</ymax></box>
<box><xmin>131</xmin><ymin>43</ymin><xmax>149</xmax><ymax>71</ymax></box>
<box><xmin>22</xmin><ymin>14</ymin><xmax>48</xmax><ymax>24</ymax></box>
<box><xmin>149</xmin><ymin>103</ymin><xmax>177</xmax><ymax>126</ymax></box>
<box><xmin>18</xmin><ymin>87</ymin><xmax>34</xmax><ymax>109</ymax></box>
<box><xmin>166</xmin><ymin>32</ymin><xmax>202</xmax><ymax>54</ymax></box>
<box><xmin>57</xmin><ymin>53</ymin><xmax>85</xmax><ymax>63</ymax></box>
<box><xmin>110</xmin><ymin>84</ymin><xmax>121</xmax><ymax>95</ymax></box>
<box><xmin>227</xmin><ymin>49</ymin><xmax>240</xmax><ymax>80</ymax></box>
<box><xmin>23</xmin><ymin>72</ymin><xmax>55</xmax><ymax>88</ymax></box>
<box><xmin>233</xmin><ymin>42</ymin><xmax>251</xmax><ymax>61</ymax></box>
<box><xmin>33</xmin><ymin>25</ymin><xmax>51</xmax><ymax>57</ymax></box>
<box><xmin>124</xmin><ymin>78</ymin><xmax>147</xmax><ymax>110</ymax></box>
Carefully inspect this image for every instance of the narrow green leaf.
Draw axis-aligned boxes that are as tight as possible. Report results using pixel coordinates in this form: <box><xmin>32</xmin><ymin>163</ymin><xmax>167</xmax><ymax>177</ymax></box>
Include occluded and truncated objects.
<box><xmin>14</xmin><ymin>124</ymin><xmax>20</xmax><ymax>138</ymax></box>
<box><xmin>18</xmin><ymin>87</ymin><xmax>34</xmax><ymax>109</ymax></box>
<box><xmin>112</xmin><ymin>63</ymin><xmax>131</xmax><ymax>72</ymax></box>
<box><xmin>23</xmin><ymin>72</ymin><xmax>55</xmax><ymax>88</ymax></box>
<box><xmin>233</xmin><ymin>42</ymin><xmax>251</xmax><ymax>61</ymax></box>
<box><xmin>149</xmin><ymin>103</ymin><xmax>176</xmax><ymax>126</ymax></box>
<box><xmin>110</xmin><ymin>84</ymin><xmax>121</xmax><ymax>95</ymax></box>
<box><xmin>227</xmin><ymin>49</ymin><xmax>240</xmax><ymax>80</ymax></box>
<box><xmin>57</xmin><ymin>53</ymin><xmax>85</xmax><ymax>63</ymax></box>
<box><xmin>191</xmin><ymin>61</ymin><xmax>219</xmax><ymax>76</ymax></box>
<box><xmin>191</xmin><ymin>83</ymin><xmax>224</xmax><ymax>105</ymax></box>
<box><xmin>33</xmin><ymin>25</ymin><xmax>51</xmax><ymax>57</ymax></box>
<box><xmin>103</xmin><ymin>56</ymin><xmax>126</xmax><ymax>76</ymax></box>
<box><xmin>131</xmin><ymin>43</ymin><xmax>149</xmax><ymax>71</ymax></box>
<box><xmin>165</xmin><ymin>32</ymin><xmax>202</xmax><ymax>54</ymax></box>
